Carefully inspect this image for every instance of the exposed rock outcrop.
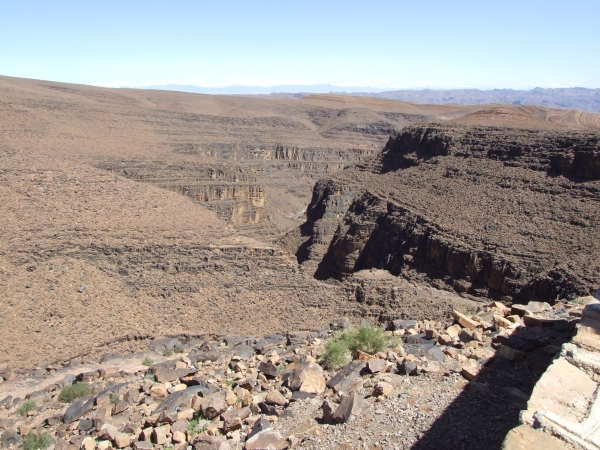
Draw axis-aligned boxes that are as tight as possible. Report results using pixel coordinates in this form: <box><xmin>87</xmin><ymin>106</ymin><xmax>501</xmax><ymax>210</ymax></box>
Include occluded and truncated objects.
<box><xmin>285</xmin><ymin>124</ymin><xmax>600</xmax><ymax>303</ymax></box>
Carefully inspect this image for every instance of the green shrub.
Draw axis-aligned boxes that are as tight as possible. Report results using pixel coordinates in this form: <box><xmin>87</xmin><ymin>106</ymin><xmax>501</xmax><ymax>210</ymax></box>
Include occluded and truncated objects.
<box><xmin>58</xmin><ymin>382</ymin><xmax>92</xmax><ymax>403</ymax></box>
<box><xmin>163</xmin><ymin>348</ymin><xmax>174</xmax><ymax>357</ymax></box>
<box><xmin>110</xmin><ymin>393</ymin><xmax>120</xmax><ymax>404</ymax></box>
<box><xmin>320</xmin><ymin>325</ymin><xmax>398</xmax><ymax>370</ymax></box>
<box><xmin>142</xmin><ymin>357</ymin><xmax>154</xmax><ymax>366</ymax></box>
<box><xmin>188</xmin><ymin>411</ymin><xmax>208</xmax><ymax>437</ymax></box>
<box><xmin>338</xmin><ymin>325</ymin><xmax>392</xmax><ymax>355</ymax></box>
<box><xmin>570</xmin><ymin>297</ymin><xmax>586</xmax><ymax>305</ymax></box>
<box><xmin>23</xmin><ymin>430</ymin><xmax>53</xmax><ymax>450</ymax></box>
<box><xmin>16</xmin><ymin>399</ymin><xmax>36</xmax><ymax>416</ymax></box>
<box><xmin>320</xmin><ymin>340</ymin><xmax>351</xmax><ymax>370</ymax></box>
<box><xmin>144</xmin><ymin>372</ymin><xmax>157</xmax><ymax>382</ymax></box>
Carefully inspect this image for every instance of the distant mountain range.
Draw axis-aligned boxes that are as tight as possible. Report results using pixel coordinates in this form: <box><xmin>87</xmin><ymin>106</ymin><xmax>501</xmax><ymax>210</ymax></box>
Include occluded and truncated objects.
<box><xmin>143</xmin><ymin>85</ymin><xmax>600</xmax><ymax>113</ymax></box>
<box><xmin>349</xmin><ymin>88</ymin><xmax>600</xmax><ymax>113</ymax></box>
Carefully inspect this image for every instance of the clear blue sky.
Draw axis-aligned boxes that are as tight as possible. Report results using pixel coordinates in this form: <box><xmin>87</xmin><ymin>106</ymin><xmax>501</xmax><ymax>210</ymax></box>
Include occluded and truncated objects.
<box><xmin>1</xmin><ymin>1</ymin><xmax>599</xmax><ymax>90</ymax></box>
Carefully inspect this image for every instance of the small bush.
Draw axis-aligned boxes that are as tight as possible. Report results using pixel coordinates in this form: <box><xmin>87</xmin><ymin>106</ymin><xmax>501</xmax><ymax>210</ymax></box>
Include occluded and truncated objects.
<box><xmin>339</xmin><ymin>325</ymin><xmax>391</xmax><ymax>355</ymax></box>
<box><xmin>570</xmin><ymin>297</ymin><xmax>586</xmax><ymax>305</ymax></box>
<box><xmin>320</xmin><ymin>340</ymin><xmax>350</xmax><ymax>370</ymax></box>
<box><xmin>163</xmin><ymin>348</ymin><xmax>174</xmax><ymax>357</ymax></box>
<box><xmin>144</xmin><ymin>372</ymin><xmax>157</xmax><ymax>382</ymax></box>
<box><xmin>110</xmin><ymin>393</ymin><xmax>120</xmax><ymax>404</ymax></box>
<box><xmin>320</xmin><ymin>325</ymin><xmax>397</xmax><ymax>370</ymax></box>
<box><xmin>173</xmin><ymin>345</ymin><xmax>184</xmax><ymax>354</ymax></box>
<box><xmin>16</xmin><ymin>399</ymin><xmax>36</xmax><ymax>416</ymax></box>
<box><xmin>58</xmin><ymin>382</ymin><xmax>92</xmax><ymax>403</ymax></box>
<box><xmin>23</xmin><ymin>430</ymin><xmax>53</xmax><ymax>450</ymax></box>
<box><xmin>142</xmin><ymin>357</ymin><xmax>154</xmax><ymax>366</ymax></box>
<box><xmin>225</xmin><ymin>379</ymin><xmax>235</xmax><ymax>387</ymax></box>
<box><xmin>188</xmin><ymin>411</ymin><xmax>208</xmax><ymax>437</ymax></box>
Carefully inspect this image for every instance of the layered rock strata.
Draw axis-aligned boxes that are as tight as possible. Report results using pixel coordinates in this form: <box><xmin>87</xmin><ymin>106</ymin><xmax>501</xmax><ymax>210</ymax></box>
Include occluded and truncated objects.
<box><xmin>284</xmin><ymin>124</ymin><xmax>600</xmax><ymax>303</ymax></box>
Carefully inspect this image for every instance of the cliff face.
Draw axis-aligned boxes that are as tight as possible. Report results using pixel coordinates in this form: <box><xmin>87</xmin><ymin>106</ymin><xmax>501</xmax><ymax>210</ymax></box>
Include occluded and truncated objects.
<box><xmin>285</xmin><ymin>124</ymin><xmax>600</xmax><ymax>303</ymax></box>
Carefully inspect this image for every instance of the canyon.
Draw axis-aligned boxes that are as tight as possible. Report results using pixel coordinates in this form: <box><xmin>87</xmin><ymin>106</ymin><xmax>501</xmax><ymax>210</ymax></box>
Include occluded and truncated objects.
<box><xmin>1</xmin><ymin>76</ymin><xmax>600</xmax><ymax>450</ymax></box>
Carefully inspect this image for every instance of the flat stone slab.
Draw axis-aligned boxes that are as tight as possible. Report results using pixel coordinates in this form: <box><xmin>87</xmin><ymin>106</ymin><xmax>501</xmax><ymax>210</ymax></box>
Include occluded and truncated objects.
<box><xmin>501</xmin><ymin>424</ymin><xmax>567</xmax><ymax>450</ymax></box>
<box><xmin>522</xmin><ymin>358</ymin><xmax>597</xmax><ymax>426</ymax></box>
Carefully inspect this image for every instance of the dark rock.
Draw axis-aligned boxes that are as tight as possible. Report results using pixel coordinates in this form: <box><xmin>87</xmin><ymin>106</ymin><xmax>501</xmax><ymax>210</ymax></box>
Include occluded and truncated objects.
<box><xmin>153</xmin><ymin>366</ymin><xmax>196</xmax><ymax>383</ymax></box>
<box><xmin>331</xmin><ymin>317</ymin><xmax>351</xmax><ymax>330</ymax></box>
<box><xmin>0</xmin><ymin>396</ymin><xmax>13</xmax><ymax>408</ymax></box>
<box><xmin>1</xmin><ymin>430</ymin><xmax>22</xmax><ymax>447</ymax></box>
<box><xmin>290</xmin><ymin>391</ymin><xmax>316</xmax><ymax>402</ymax></box>
<box><xmin>330</xmin><ymin>392</ymin><xmax>369</xmax><ymax>424</ymax></box>
<box><xmin>247</xmin><ymin>416</ymin><xmax>271</xmax><ymax>440</ymax></box>
<box><xmin>254</xmin><ymin>337</ymin><xmax>284</xmax><ymax>354</ymax></box>
<box><xmin>279</xmin><ymin>409</ymin><xmax>294</xmax><ymax>419</ymax></box>
<box><xmin>426</xmin><ymin>346</ymin><xmax>446</xmax><ymax>362</ymax></box>
<box><xmin>398</xmin><ymin>360</ymin><xmax>419</xmax><ymax>375</ymax></box>
<box><xmin>257</xmin><ymin>361</ymin><xmax>279</xmax><ymax>378</ymax></box>
<box><xmin>390</xmin><ymin>319</ymin><xmax>417</xmax><ymax>331</ymax></box>
<box><xmin>402</xmin><ymin>343</ymin><xmax>435</xmax><ymax>357</ymax></box>
<box><xmin>258</xmin><ymin>402</ymin><xmax>280</xmax><ymax>416</ymax></box>
<box><xmin>221</xmin><ymin>407</ymin><xmax>250</xmax><ymax>432</ymax></box>
<box><xmin>287</xmin><ymin>331</ymin><xmax>317</xmax><ymax>346</ymax></box>
<box><xmin>231</xmin><ymin>345</ymin><xmax>254</xmax><ymax>360</ymax></box>
<box><xmin>193</xmin><ymin>435</ymin><xmax>229</xmax><ymax>450</ymax></box>
<box><xmin>189</xmin><ymin>350</ymin><xmax>220</xmax><ymax>364</ymax></box>
<box><xmin>63</xmin><ymin>395</ymin><xmax>95</xmax><ymax>423</ymax></box>
<box><xmin>153</xmin><ymin>385</ymin><xmax>212</xmax><ymax>416</ymax></box>
<box><xmin>326</xmin><ymin>361</ymin><xmax>367</xmax><ymax>393</ymax></box>
<box><xmin>321</xmin><ymin>400</ymin><xmax>336</xmax><ymax>423</ymax></box>
<box><xmin>149</xmin><ymin>337</ymin><xmax>181</xmax><ymax>353</ymax></box>
<box><xmin>78</xmin><ymin>418</ymin><xmax>94</xmax><ymax>431</ymax></box>
<box><xmin>403</xmin><ymin>333</ymin><xmax>434</xmax><ymax>344</ymax></box>
<box><xmin>100</xmin><ymin>352</ymin><xmax>123</xmax><ymax>363</ymax></box>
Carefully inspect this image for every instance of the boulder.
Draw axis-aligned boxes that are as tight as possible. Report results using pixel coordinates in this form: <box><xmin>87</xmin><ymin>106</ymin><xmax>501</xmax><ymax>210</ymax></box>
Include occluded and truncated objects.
<box><xmin>193</xmin><ymin>435</ymin><xmax>231</xmax><ymax>450</ymax></box>
<box><xmin>366</xmin><ymin>359</ymin><xmax>387</xmax><ymax>374</ymax></box>
<box><xmin>498</xmin><ymin>345</ymin><xmax>527</xmax><ymax>362</ymax></box>
<box><xmin>257</xmin><ymin>361</ymin><xmax>279</xmax><ymax>379</ymax></box>
<box><xmin>244</xmin><ymin>430</ymin><xmax>283</xmax><ymax>450</ymax></box>
<box><xmin>511</xmin><ymin>302</ymin><xmax>552</xmax><ymax>317</ymax></box>
<box><xmin>247</xmin><ymin>416</ymin><xmax>271</xmax><ymax>440</ymax></box>
<box><xmin>326</xmin><ymin>361</ymin><xmax>366</xmax><ymax>393</ymax></box>
<box><xmin>331</xmin><ymin>317</ymin><xmax>351</xmax><ymax>330</ymax></box>
<box><xmin>221</xmin><ymin>407</ymin><xmax>250</xmax><ymax>432</ymax></box>
<box><xmin>113</xmin><ymin>432</ymin><xmax>131</xmax><ymax>449</ymax></box>
<box><xmin>153</xmin><ymin>366</ymin><xmax>195</xmax><ymax>383</ymax></box>
<box><xmin>372</xmin><ymin>382</ymin><xmax>394</xmax><ymax>396</ymax></box>
<box><xmin>149</xmin><ymin>337</ymin><xmax>181</xmax><ymax>353</ymax></box>
<box><xmin>200</xmin><ymin>392</ymin><xmax>227</xmax><ymax>420</ymax></box>
<box><xmin>501</xmin><ymin>424</ymin><xmax>568</xmax><ymax>450</ymax></box>
<box><xmin>265</xmin><ymin>390</ymin><xmax>288</xmax><ymax>406</ymax></box>
<box><xmin>63</xmin><ymin>395</ymin><xmax>95</xmax><ymax>423</ymax></box>
<box><xmin>288</xmin><ymin>361</ymin><xmax>324</xmax><ymax>391</ymax></box>
<box><xmin>390</xmin><ymin>320</ymin><xmax>417</xmax><ymax>331</ymax></box>
<box><xmin>454</xmin><ymin>311</ymin><xmax>478</xmax><ymax>331</ymax></box>
<box><xmin>330</xmin><ymin>392</ymin><xmax>369</xmax><ymax>424</ymax></box>
<box><xmin>298</xmin><ymin>370</ymin><xmax>326</xmax><ymax>394</ymax></box>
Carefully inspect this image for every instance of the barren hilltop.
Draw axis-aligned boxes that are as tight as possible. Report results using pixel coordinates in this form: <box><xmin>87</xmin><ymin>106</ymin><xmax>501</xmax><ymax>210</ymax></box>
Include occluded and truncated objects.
<box><xmin>1</xmin><ymin>76</ymin><xmax>600</xmax><ymax>450</ymax></box>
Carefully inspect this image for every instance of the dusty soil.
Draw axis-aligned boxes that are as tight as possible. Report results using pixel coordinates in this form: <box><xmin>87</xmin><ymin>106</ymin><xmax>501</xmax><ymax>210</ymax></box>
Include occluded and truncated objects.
<box><xmin>1</xmin><ymin>75</ymin><xmax>599</xmax><ymax>371</ymax></box>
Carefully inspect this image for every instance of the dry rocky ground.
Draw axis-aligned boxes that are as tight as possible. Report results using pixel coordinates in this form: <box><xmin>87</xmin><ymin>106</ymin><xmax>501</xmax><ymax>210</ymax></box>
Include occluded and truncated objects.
<box><xmin>1</xmin><ymin>76</ymin><xmax>600</xmax><ymax>449</ymax></box>
<box><xmin>0</xmin><ymin>296</ymin><xmax>591</xmax><ymax>450</ymax></box>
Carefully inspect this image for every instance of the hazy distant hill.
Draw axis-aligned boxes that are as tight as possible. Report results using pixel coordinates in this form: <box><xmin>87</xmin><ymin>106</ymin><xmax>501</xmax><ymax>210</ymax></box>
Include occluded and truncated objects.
<box><xmin>343</xmin><ymin>88</ymin><xmax>600</xmax><ymax>113</ymax></box>
<box><xmin>144</xmin><ymin>85</ymin><xmax>600</xmax><ymax>113</ymax></box>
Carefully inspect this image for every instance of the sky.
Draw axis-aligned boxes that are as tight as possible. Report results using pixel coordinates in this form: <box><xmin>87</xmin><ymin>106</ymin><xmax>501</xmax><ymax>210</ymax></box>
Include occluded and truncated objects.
<box><xmin>1</xmin><ymin>1</ymin><xmax>599</xmax><ymax>91</ymax></box>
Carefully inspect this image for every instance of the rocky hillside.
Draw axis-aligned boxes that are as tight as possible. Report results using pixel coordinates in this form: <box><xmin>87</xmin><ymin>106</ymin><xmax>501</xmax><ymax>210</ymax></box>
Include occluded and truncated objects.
<box><xmin>283</xmin><ymin>123</ymin><xmax>600</xmax><ymax>303</ymax></box>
